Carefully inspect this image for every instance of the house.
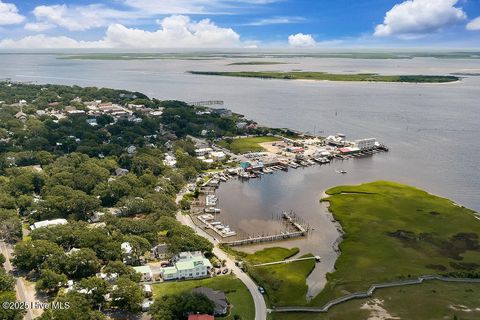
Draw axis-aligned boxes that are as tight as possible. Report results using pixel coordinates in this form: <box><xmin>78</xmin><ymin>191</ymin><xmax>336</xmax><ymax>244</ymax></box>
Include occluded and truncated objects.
<box><xmin>195</xmin><ymin>148</ymin><xmax>213</xmax><ymax>156</ymax></box>
<box><xmin>151</xmin><ymin>243</ymin><xmax>169</xmax><ymax>259</ymax></box>
<box><xmin>96</xmin><ymin>272</ymin><xmax>118</xmax><ymax>283</ymax></box>
<box><xmin>30</xmin><ymin>218</ymin><xmax>68</xmax><ymax>230</ymax></box>
<box><xmin>188</xmin><ymin>315</ymin><xmax>214</xmax><ymax>320</ymax></box>
<box><xmin>236</xmin><ymin>122</ymin><xmax>247</xmax><ymax>129</ymax></box>
<box><xmin>121</xmin><ymin>242</ymin><xmax>135</xmax><ymax>264</ymax></box>
<box><xmin>163</xmin><ymin>154</ymin><xmax>177</xmax><ymax>167</ymax></box>
<box><xmin>115</xmin><ymin>168</ymin><xmax>129</xmax><ymax>176</ymax></box>
<box><xmin>210</xmin><ymin>151</ymin><xmax>226</xmax><ymax>161</ymax></box>
<box><xmin>192</xmin><ymin>287</ymin><xmax>229</xmax><ymax>316</ymax></box>
<box><xmin>133</xmin><ymin>266</ymin><xmax>153</xmax><ymax>282</ymax></box>
<box><xmin>89</xmin><ymin>211</ymin><xmax>105</xmax><ymax>223</ymax></box>
<box><xmin>15</xmin><ymin>111</ymin><xmax>27</xmax><ymax>122</ymax></box>
<box><xmin>143</xmin><ymin>284</ymin><xmax>153</xmax><ymax>298</ymax></box>
<box><xmin>126</xmin><ymin>145</ymin><xmax>137</xmax><ymax>155</ymax></box>
<box><xmin>161</xmin><ymin>251</ymin><xmax>212</xmax><ymax>281</ymax></box>
<box><xmin>149</xmin><ymin>110</ymin><xmax>163</xmax><ymax>117</ymax></box>
<box><xmin>211</xmin><ymin>108</ymin><xmax>232</xmax><ymax>118</ymax></box>
<box><xmin>86</xmin><ymin>118</ymin><xmax>98</xmax><ymax>126</ymax></box>
<box><xmin>66</xmin><ymin>110</ymin><xmax>86</xmax><ymax>117</ymax></box>
<box><xmin>161</xmin><ymin>266</ymin><xmax>178</xmax><ymax>281</ymax></box>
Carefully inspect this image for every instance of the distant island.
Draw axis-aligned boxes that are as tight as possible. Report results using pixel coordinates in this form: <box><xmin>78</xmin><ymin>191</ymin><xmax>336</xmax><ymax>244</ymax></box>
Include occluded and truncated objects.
<box><xmin>54</xmin><ymin>51</ymin><xmax>480</xmax><ymax>61</ymax></box>
<box><xmin>227</xmin><ymin>61</ymin><xmax>288</xmax><ymax>66</ymax></box>
<box><xmin>189</xmin><ymin>71</ymin><xmax>460</xmax><ymax>83</ymax></box>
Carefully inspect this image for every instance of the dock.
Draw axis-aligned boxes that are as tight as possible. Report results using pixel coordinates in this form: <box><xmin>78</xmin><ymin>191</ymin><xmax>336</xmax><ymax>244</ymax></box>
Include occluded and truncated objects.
<box><xmin>223</xmin><ymin>211</ymin><xmax>308</xmax><ymax>247</ymax></box>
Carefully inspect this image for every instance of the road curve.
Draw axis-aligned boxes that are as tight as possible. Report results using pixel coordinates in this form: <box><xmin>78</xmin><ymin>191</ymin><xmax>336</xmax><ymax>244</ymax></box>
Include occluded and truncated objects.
<box><xmin>176</xmin><ymin>211</ymin><xmax>268</xmax><ymax>320</ymax></box>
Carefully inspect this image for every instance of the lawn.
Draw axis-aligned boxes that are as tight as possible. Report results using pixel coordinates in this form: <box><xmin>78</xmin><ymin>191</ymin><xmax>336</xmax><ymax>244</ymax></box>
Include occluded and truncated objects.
<box><xmin>152</xmin><ymin>275</ymin><xmax>254</xmax><ymax>320</ymax></box>
<box><xmin>218</xmin><ymin>136</ymin><xmax>280</xmax><ymax>154</ymax></box>
<box><xmin>270</xmin><ymin>281</ymin><xmax>480</xmax><ymax>320</ymax></box>
<box><xmin>311</xmin><ymin>181</ymin><xmax>480</xmax><ymax>306</ymax></box>
<box><xmin>229</xmin><ymin>247</ymin><xmax>315</xmax><ymax>307</ymax></box>
<box><xmin>190</xmin><ymin>71</ymin><xmax>459</xmax><ymax>83</ymax></box>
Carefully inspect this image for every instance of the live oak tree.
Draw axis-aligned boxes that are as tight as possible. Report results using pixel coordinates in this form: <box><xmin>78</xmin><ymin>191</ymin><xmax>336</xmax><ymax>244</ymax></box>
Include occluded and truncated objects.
<box><xmin>13</xmin><ymin>240</ymin><xmax>64</xmax><ymax>272</ymax></box>
<box><xmin>35</xmin><ymin>269</ymin><xmax>68</xmax><ymax>295</ymax></box>
<box><xmin>110</xmin><ymin>276</ymin><xmax>144</xmax><ymax>313</ymax></box>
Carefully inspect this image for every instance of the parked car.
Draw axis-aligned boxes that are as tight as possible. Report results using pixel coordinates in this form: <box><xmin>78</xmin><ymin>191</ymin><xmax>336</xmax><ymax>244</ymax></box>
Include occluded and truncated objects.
<box><xmin>216</xmin><ymin>269</ymin><xmax>222</xmax><ymax>275</ymax></box>
<box><xmin>222</xmin><ymin>268</ymin><xmax>229</xmax><ymax>274</ymax></box>
<box><xmin>258</xmin><ymin>286</ymin><xmax>265</xmax><ymax>294</ymax></box>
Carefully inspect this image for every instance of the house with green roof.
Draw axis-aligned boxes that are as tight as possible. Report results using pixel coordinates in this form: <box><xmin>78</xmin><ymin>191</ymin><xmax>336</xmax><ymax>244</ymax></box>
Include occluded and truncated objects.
<box><xmin>160</xmin><ymin>251</ymin><xmax>212</xmax><ymax>281</ymax></box>
<box><xmin>133</xmin><ymin>265</ymin><xmax>153</xmax><ymax>282</ymax></box>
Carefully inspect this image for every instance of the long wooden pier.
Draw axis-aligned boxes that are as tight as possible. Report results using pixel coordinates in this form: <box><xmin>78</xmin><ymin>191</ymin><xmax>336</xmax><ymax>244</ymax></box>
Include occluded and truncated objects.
<box><xmin>224</xmin><ymin>230</ymin><xmax>306</xmax><ymax>247</ymax></box>
<box><xmin>223</xmin><ymin>211</ymin><xmax>308</xmax><ymax>247</ymax></box>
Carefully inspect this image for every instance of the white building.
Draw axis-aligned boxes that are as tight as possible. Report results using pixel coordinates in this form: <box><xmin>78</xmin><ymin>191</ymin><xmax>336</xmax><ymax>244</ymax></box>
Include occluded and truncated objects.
<box><xmin>195</xmin><ymin>148</ymin><xmax>213</xmax><ymax>156</ymax></box>
<box><xmin>30</xmin><ymin>219</ymin><xmax>68</xmax><ymax>230</ymax></box>
<box><xmin>210</xmin><ymin>151</ymin><xmax>226</xmax><ymax>161</ymax></box>
<box><xmin>160</xmin><ymin>251</ymin><xmax>212</xmax><ymax>281</ymax></box>
<box><xmin>355</xmin><ymin>138</ymin><xmax>377</xmax><ymax>150</ymax></box>
<box><xmin>163</xmin><ymin>154</ymin><xmax>177</xmax><ymax>167</ymax></box>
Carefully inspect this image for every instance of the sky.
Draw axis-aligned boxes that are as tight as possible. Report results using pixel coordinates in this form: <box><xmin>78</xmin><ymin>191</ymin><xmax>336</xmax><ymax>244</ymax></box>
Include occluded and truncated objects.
<box><xmin>0</xmin><ymin>0</ymin><xmax>479</xmax><ymax>49</ymax></box>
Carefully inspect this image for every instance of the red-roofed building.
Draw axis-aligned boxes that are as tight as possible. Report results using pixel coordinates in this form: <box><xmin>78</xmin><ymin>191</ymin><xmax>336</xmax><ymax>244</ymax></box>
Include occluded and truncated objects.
<box><xmin>188</xmin><ymin>315</ymin><xmax>214</xmax><ymax>320</ymax></box>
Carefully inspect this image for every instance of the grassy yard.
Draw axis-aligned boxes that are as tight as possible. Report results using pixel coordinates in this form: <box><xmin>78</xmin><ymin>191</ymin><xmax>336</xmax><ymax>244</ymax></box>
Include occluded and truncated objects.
<box><xmin>152</xmin><ymin>275</ymin><xmax>254</xmax><ymax>320</ymax></box>
<box><xmin>229</xmin><ymin>247</ymin><xmax>315</xmax><ymax>307</ymax></box>
<box><xmin>270</xmin><ymin>281</ymin><xmax>480</xmax><ymax>320</ymax></box>
<box><xmin>218</xmin><ymin>136</ymin><xmax>280</xmax><ymax>154</ymax></box>
<box><xmin>311</xmin><ymin>181</ymin><xmax>480</xmax><ymax>306</ymax></box>
<box><xmin>190</xmin><ymin>71</ymin><xmax>459</xmax><ymax>83</ymax></box>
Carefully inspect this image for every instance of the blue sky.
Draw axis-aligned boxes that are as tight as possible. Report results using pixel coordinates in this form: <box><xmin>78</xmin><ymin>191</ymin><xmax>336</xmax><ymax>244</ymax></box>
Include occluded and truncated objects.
<box><xmin>0</xmin><ymin>0</ymin><xmax>479</xmax><ymax>48</ymax></box>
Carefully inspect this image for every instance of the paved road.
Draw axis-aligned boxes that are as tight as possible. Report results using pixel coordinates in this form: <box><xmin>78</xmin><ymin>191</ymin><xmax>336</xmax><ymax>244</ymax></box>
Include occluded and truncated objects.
<box><xmin>0</xmin><ymin>241</ymin><xmax>35</xmax><ymax>320</ymax></box>
<box><xmin>176</xmin><ymin>211</ymin><xmax>268</xmax><ymax>320</ymax></box>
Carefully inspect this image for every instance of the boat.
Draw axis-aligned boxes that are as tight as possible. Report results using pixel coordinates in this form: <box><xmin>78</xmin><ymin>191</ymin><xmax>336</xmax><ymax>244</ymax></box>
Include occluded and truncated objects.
<box><xmin>339</xmin><ymin>170</ymin><xmax>347</xmax><ymax>174</ymax></box>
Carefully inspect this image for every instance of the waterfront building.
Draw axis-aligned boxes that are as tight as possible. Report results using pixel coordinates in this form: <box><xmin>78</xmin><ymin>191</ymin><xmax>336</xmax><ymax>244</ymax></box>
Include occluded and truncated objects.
<box><xmin>161</xmin><ymin>251</ymin><xmax>212</xmax><ymax>281</ymax></box>
<box><xmin>355</xmin><ymin>138</ymin><xmax>377</xmax><ymax>150</ymax></box>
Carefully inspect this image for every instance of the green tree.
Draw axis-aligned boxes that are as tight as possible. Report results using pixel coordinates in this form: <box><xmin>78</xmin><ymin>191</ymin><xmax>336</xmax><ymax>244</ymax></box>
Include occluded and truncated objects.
<box><xmin>110</xmin><ymin>276</ymin><xmax>143</xmax><ymax>313</ymax></box>
<box><xmin>0</xmin><ymin>268</ymin><xmax>15</xmax><ymax>292</ymax></box>
<box><xmin>123</xmin><ymin>235</ymin><xmax>151</xmax><ymax>264</ymax></box>
<box><xmin>35</xmin><ymin>269</ymin><xmax>68</xmax><ymax>295</ymax></box>
<box><xmin>0</xmin><ymin>291</ymin><xmax>25</xmax><ymax>320</ymax></box>
<box><xmin>103</xmin><ymin>260</ymin><xmax>141</xmax><ymax>282</ymax></box>
<box><xmin>38</xmin><ymin>292</ymin><xmax>106</xmax><ymax>320</ymax></box>
<box><xmin>13</xmin><ymin>240</ymin><xmax>64</xmax><ymax>272</ymax></box>
<box><xmin>63</xmin><ymin>248</ymin><xmax>101</xmax><ymax>279</ymax></box>
<box><xmin>75</xmin><ymin>277</ymin><xmax>109</xmax><ymax>308</ymax></box>
<box><xmin>0</xmin><ymin>209</ymin><xmax>22</xmax><ymax>243</ymax></box>
<box><xmin>149</xmin><ymin>293</ymin><xmax>214</xmax><ymax>320</ymax></box>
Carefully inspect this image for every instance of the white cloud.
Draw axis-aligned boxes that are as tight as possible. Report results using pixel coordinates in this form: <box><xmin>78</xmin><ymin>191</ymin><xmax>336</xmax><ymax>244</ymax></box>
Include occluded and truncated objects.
<box><xmin>244</xmin><ymin>16</ymin><xmax>305</xmax><ymax>26</ymax></box>
<box><xmin>374</xmin><ymin>0</ymin><xmax>466</xmax><ymax>37</ymax></box>
<box><xmin>31</xmin><ymin>4</ymin><xmax>137</xmax><ymax>31</ymax></box>
<box><xmin>466</xmin><ymin>17</ymin><xmax>480</xmax><ymax>31</ymax></box>
<box><xmin>24</xmin><ymin>22</ymin><xmax>53</xmax><ymax>32</ymax></box>
<box><xmin>288</xmin><ymin>33</ymin><xmax>316</xmax><ymax>47</ymax></box>
<box><xmin>121</xmin><ymin>0</ymin><xmax>280</xmax><ymax>14</ymax></box>
<box><xmin>0</xmin><ymin>34</ymin><xmax>106</xmax><ymax>49</ymax></box>
<box><xmin>0</xmin><ymin>0</ymin><xmax>25</xmax><ymax>25</ymax></box>
<box><xmin>0</xmin><ymin>15</ymin><xmax>241</xmax><ymax>49</ymax></box>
